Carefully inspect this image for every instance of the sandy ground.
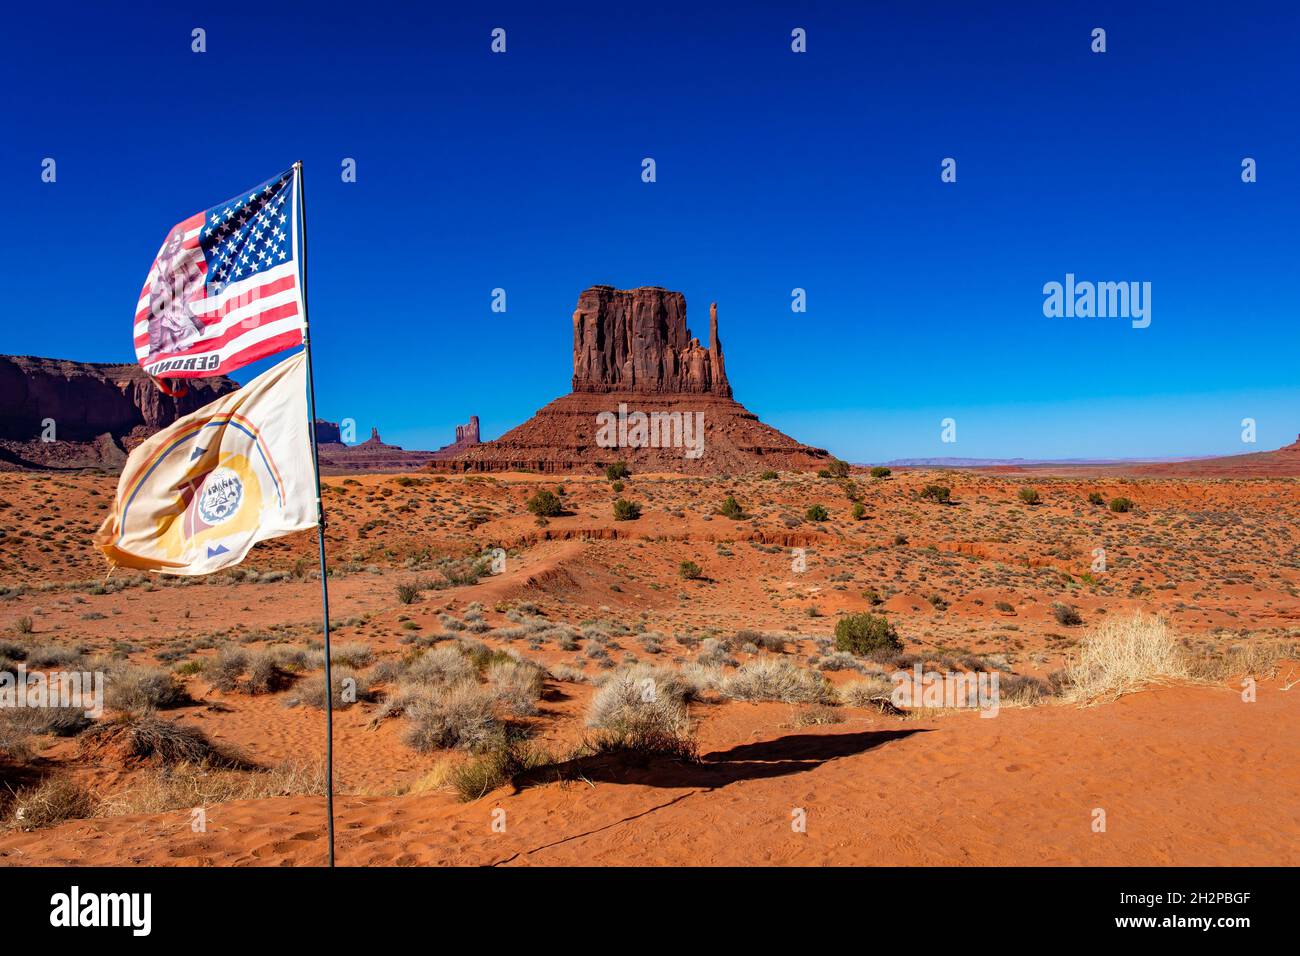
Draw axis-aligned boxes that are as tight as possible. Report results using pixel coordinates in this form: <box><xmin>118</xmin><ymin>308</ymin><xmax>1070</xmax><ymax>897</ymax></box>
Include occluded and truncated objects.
<box><xmin>0</xmin><ymin>467</ymin><xmax>1296</xmax><ymax>866</ymax></box>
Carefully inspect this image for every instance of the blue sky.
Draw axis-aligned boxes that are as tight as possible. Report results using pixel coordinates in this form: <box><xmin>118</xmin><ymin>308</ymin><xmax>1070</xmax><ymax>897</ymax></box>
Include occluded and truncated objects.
<box><xmin>4</xmin><ymin>1</ymin><xmax>1297</xmax><ymax>461</ymax></box>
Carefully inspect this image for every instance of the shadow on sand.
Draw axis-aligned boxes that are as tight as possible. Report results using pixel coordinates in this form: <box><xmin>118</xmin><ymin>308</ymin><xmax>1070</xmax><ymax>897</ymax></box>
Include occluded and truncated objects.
<box><xmin>514</xmin><ymin>728</ymin><xmax>927</xmax><ymax>794</ymax></box>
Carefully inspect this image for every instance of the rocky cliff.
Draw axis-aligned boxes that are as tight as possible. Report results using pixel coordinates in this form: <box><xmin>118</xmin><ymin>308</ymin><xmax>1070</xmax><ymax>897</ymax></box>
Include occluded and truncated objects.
<box><xmin>0</xmin><ymin>355</ymin><xmax>239</xmax><ymax>470</ymax></box>
<box><xmin>572</xmin><ymin>286</ymin><xmax>731</xmax><ymax>397</ymax></box>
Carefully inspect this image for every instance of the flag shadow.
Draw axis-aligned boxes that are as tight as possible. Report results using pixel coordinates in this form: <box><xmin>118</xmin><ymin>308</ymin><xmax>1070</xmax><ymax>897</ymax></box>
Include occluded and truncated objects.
<box><xmin>513</xmin><ymin>728</ymin><xmax>927</xmax><ymax>794</ymax></box>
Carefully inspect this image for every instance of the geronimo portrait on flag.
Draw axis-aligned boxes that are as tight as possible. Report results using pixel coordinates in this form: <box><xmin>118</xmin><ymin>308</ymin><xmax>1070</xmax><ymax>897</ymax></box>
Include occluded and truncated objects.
<box><xmin>135</xmin><ymin>167</ymin><xmax>305</xmax><ymax>380</ymax></box>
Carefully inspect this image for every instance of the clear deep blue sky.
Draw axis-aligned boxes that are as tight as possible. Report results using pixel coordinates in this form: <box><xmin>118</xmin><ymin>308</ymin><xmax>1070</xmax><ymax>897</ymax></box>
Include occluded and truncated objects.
<box><xmin>4</xmin><ymin>1</ymin><xmax>1297</xmax><ymax>461</ymax></box>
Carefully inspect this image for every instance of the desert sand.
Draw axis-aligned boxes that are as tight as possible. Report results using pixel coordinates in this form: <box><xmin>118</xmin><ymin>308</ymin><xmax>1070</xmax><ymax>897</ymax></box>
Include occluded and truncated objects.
<box><xmin>1</xmin><ymin>465</ymin><xmax>1296</xmax><ymax>866</ymax></box>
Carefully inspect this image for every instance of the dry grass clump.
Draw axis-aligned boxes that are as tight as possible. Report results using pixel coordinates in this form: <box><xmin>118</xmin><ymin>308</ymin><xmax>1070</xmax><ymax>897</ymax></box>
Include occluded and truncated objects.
<box><xmin>23</xmin><ymin>644</ymin><xmax>84</xmax><ymax>668</ymax></box>
<box><xmin>698</xmin><ymin>637</ymin><xmax>737</xmax><ymax>667</ymax></box>
<box><xmin>286</xmin><ymin>666</ymin><xmax>372</xmax><ymax>709</ymax></box>
<box><xmin>486</xmin><ymin>658</ymin><xmax>545</xmax><ymax>716</ymax></box>
<box><xmin>838</xmin><ymin>673</ymin><xmax>895</xmax><ymax>707</ymax></box>
<box><xmin>81</xmin><ymin>713</ymin><xmax>248</xmax><ymax>767</ymax></box>
<box><xmin>1064</xmin><ymin>613</ymin><xmax>1189</xmax><ymax>702</ymax></box>
<box><xmin>309</xmin><ymin>642</ymin><xmax>374</xmax><ymax>669</ymax></box>
<box><xmin>104</xmin><ymin>665</ymin><xmax>192</xmax><ymax>711</ymax></box>
<box><xmin>245</xmin><ymin>650</ymin><xmax>292</xmax><ymax>694</ymax></box>
<box><xmin>585</xmin><ymin>668</ymin><xmax>696</xmax><ymax>760</ymax></box>
<box><xmin>0</xmin><ymin>705</ymin><xmax>92</xmax><ymax>738</ymax></box>
<box><xmin>96</xmin><ymin>759</ymin><xmax>326</xmax><ymax>817</ymax></box>
<box><xmin>206</xmin><ymin>646</ymin><xmax>291</xmax><ymax>695</ymax></box>
<box><xmin>998</xmin><ymin>673</ymin><xmax>1059</xmax><ymax>706</ymax></box>
<box><xmin>406</xmin><ymin>644</ymin><xmax>476</xmax><ymax>687</ymax></box>
<box><xmin>547</xmin><ymin>663</ymin><xmax>593</xmax><ymax>684</ymax></box>
<box><xmin>721</xmin><ymin>657</ymin><xmax>835</xmax><ymax>704</ymax></box>
<box><xmin>402</xmin><ymin>681</ymin><xmax>503</xmax><ymax>753</ymax></box>
<box><xmin>450</xmin><ymin>740</ymin><xmax>552</xmax><ymax>802</ymax></box>
<box><xmin>1183</xmin><ymin>638</ymin><xmax>1300</xmax><ymax>682</ymax></box>
<box><xmin>5</xmin><ymin>776</ymin><xmax>97</xmax><ymax>830</ymax></box>
<box><xmin>206</xmin><ymin>646</ymin><xmax>248</xmax><ymax>692</ymax></box>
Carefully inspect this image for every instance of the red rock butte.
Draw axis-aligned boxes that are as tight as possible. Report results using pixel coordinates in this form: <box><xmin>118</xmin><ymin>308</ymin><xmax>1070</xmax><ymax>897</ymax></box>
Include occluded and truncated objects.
<box><xmin>437</xmin><ymin>286</ymin><xmax>832</xmax><ymax>474</ymax></box>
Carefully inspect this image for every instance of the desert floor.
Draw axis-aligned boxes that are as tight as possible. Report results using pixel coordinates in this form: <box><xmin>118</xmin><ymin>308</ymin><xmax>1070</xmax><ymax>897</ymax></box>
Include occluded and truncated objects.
<box><xmin>0</xmin><ymin>467</ymin><xmax>1297</xmax><ymax>866</ymax></box>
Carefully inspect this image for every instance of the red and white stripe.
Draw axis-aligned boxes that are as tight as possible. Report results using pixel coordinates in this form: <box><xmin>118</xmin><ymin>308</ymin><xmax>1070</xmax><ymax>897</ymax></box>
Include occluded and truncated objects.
<box><xmin>135</xmin><ymin>202</ymin><xmax>303</xmax><ymax>379</ymax></box>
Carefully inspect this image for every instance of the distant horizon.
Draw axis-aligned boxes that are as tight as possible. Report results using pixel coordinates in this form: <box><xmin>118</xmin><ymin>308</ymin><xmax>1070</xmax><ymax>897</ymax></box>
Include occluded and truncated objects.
<box><xmin>6</xmin><ymin>3</ymin><xmax>1297</xmax><ymax>462</ymax></box>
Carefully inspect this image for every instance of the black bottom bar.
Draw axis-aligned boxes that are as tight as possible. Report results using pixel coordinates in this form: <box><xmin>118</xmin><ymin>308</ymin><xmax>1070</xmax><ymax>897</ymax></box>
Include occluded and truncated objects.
<box><xmin>1</xmin><ymin>866</ymin><xmax>1286</xmax><ymax>940</ymax></box>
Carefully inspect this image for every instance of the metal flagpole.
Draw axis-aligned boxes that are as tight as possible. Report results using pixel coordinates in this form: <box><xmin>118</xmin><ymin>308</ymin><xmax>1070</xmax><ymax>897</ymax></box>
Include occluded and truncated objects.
<box><xmin>293</xmin><ymin>160</ymin><xmax>336</xmax><ymax>867</ymax></box>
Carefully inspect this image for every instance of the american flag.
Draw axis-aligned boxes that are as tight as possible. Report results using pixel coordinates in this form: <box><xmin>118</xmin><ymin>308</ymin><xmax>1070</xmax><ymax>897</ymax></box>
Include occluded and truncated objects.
<box><xmin>134</xmin><ymin>166</ymin><xmax>304</xmax><ymax>379</ymax></box>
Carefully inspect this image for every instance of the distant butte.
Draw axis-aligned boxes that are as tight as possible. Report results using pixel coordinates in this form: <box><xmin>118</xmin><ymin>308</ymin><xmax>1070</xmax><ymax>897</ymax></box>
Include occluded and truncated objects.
<box><xmin>437</xmin><ymin>286</ymin><xmax>832</xmax><ymax>474</ymax></box>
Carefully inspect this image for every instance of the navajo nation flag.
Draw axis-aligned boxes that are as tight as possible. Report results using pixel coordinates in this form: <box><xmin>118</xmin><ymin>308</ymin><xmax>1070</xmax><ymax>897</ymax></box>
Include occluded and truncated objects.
<box><xmin>135</xmin><ymin>167</ymin><xmax>304</xmax><ymax>379</ymax></box>
<box><xmin>94</xmin><ymin>352</ymin><xmax>316</xmax><ymax>575</ymax></box>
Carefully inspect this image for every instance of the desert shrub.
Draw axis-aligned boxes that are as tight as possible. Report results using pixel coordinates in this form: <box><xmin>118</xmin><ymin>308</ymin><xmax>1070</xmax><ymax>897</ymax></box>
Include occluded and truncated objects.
<box><xmin>805</xmin><ymin>504</ymin><xmax>829</xmax><ymax>522</ymax></box>
<box><xmin>919</xmin><ymin>484</ymin><xmax>951</xmax><ymax>503</ymax></box>
<box><xmin>396</xmin><ymin>583</ymin><xmax>420</xmax><ymax>605</ymax></box>
<box><xmin>824</xmin><ymin>459</ymin><xmax>850</xmax><ymax>478</ymax></box>
<box><xmin>526</xmin><ymin>489</ymin><xmax>563</xmax><ymax>517</ymax></box>
<box><xmin>269</xmin><ymin>645</ymin><xmax>312</xmax><ymax>672</ymax></box>
<box><xmin>678</xmin><ymin>560</ymin><xmax>703</xmax><ymax>581</ymax></box>
<box><xmin>487</xmin><ymin>659</ymin><xmax>545</xmax><ymax>716</ymax></box>
<box><xmin>585</xmin><ymin>670</ymin><xmax>695</xmax><ymax>760</ymax></box>
<box><xmin>596</xmin><ymin>664</ymin><xmax>704</xmax><ymax>706</ymax></box>
<box><xmin>105</xmin><ymin>666</ymin><xmax>191</xmax><ymax>711</ymax></box>
<box><xmin>327</xmin><ymin>642</ymin><xmax>374</xmax><ymax>669</ymax></box>
<box><xmin>720</xmin><ymin>657</ymin><xmax>834</xmax><ymax>704</ymax></box>
<box><xmin>95</xmin><ymin>759</ymin><xmax>326</xmax><ymax>817</ymax></box>
<box><xmin>207</xmin><ymin>646</ymin><xmax>249</xmax><ymax>692</ymax></box>
<box><xmin>0</xmin><ymin>705</ymin><xmax>91</xmax><ymax>738</ymax></box>
<box><xmin>718</xmin><ymin>495</ymin><xmax>745</xmax><ymax>519</ymax></box>
<box><xmin>1087</xmin><ymin>491</ymin><xmax>1105</xmax><ymax>505</ymax></box>
<box><xmin>548</xmin><ymin>663</ymin><xmax>591</xmax><ymax>684</ymax></box>
<box><xmin>994</xmin><ymin>600</ymin><xmax>1015</xmax><ymax>613</ymax></box>
<box><xmin>697</xmin><ymin>637</ymin><xmax>736</xmax><ymax>667</ymax></box>
<box><xmin>869</xmin><ymin>466</ymin><xmax>891</xmax><ymax>479</ymax></box>
<box><xmin>26</xmin><ymin>645</ymin><xmax>83</xmax><ymax>668</ymax></box>
<box><xmin>611</xmin><ymin>480</ymin><xmax>624</xmax><ymax>493</ymax></box>
<box><xmin>613</xmin><ymin>498</ymin><xmax>642</xmax><ymax>521</ymax></box>
<box><xmin>834</xmin><ymin>613</ymin><xmax>902</xmax><ymax>655</ymax></box>
<box><xmin>1064</xmin><ymin>613</ymin><xmax>1189</xmax><ymax>701</ymax></box>
<box><xmin>838</xmin><ymin>674</ymin><xmax>895</xmax><ymax>707</ymax></box>
<box><xmin>14</xmin><ymin>616</ymin><xmax>34</xmax><ymax>635</ymax></box>
<box><xmin>288</xmin><ymin>666</ymin><xmax>371</xmax><ymax>709</ymax></box>
<box><xmin>759</xmin><ymin>470</ymin><xmax>778</xmax><ymax>480</ymax></box>
<box><xmin>736</xmin><ymin>630</ymin><xmax>786</xmax><ymax>653</ymax></box>
<box><xmin>851</xmin><ymin>502</ymin><xmax>866</xmax><ymax>520</ymax></box>
<box><xmin>999</xmin><ymin>674</ymin><xmax>1056</xmax><ymax>706</ymax></box>
<box><xmin>817</xmin><ymin>650</ymin><xmax>862</xmax><ymax>672</ymax></box>
<box><xmin>1109</xmin><ymin>496</ymin><xmax>1133</xmax><ymax>513</ymax></box>
<box><xmin>605</xmin><ymin>461</ymin><xmax>631</xmax><ymax>480</ymax></box>
<box><xmin>403</xmin><ymin>681</ymin><xmax>503</xmax><ymax>753</ymax></box>
<box><xmin>0</xmin><ymin>639</ymin><xmax>26</xmax><ymax>661</ymax></box>
<box><xmin>246</xmin><ymin>651</ymin><xmax>290</xmax><ymax>694</ymax></box>
<box><xmin>451</xmin><ymin>740</ymin><xmax>551</xmax><ymax>802</ymax></box>
<box><xmin>6</xmin><ymin>777</ymin><xmax>96</xmax><ymax>830</ymax></box>
<box><xmin>1018</xmin><ymin>487</ymin><xmax>1041</xmax><ymax>505</ymax></box>
<box><xmin>1051</xmin><ymin>602</ymin><xmax>1082</xmax><ymax>627</ymax></box>
<box><xmin>862</xmin><ymin>588</ymin><xmax>884</xmax><ymax>606</ymax></box>
<box><xmin>82</xmin><ymin>713</ymin><xmax>242</xmax><ymax>767</ymax></box>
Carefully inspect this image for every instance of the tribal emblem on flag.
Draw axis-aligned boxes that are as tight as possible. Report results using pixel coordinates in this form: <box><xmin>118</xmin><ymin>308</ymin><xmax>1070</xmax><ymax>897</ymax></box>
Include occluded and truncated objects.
<box><xmin>135</xmin><ymin>167</ymin><xmax>305</xmax><ymax>379</ymax></box>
